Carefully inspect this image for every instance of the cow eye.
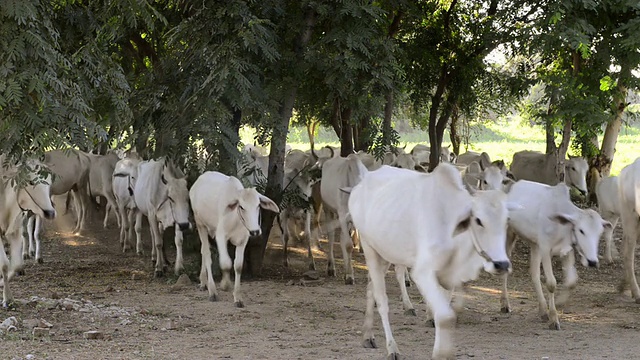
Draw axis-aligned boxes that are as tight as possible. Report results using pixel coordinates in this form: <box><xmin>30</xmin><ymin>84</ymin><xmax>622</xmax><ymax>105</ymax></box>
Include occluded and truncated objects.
<box><xmin>168</xmin><ymin>196</ymin><xmax>174</xmax><ymax>203</ymax></box>
<box><xmin>475</xmin><ymin>218</ymin><xmax>483</xmax><ymax>227</ymax></box>
<box><xmin>482</xmin><ymin>180</ymin><xmax>487</xmax><ymax>185</ymax></box>
<box><xmin>579</xmin><ymin>229</ymin><xmax>585</xmax><ymax>235</ymax></box>
<box><xmin>239</xmin><ymin>205</ymin><xmax>244</xmax><ymax>211</ymax></box>
<box><xmin>571</xmin><ymin>167</ymin><xmax>576</xmax><ymax>171</ymax></box>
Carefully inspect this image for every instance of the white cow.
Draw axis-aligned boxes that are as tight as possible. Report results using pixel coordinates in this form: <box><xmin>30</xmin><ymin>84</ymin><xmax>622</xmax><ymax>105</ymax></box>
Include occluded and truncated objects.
<box><xmin>456</xmin><ymin>151</ymin><xmax>492</xmax><ymax>167</ymax></box>
<box><xmin>112</xmin><ymin>156</ymin><xmax>142</xmax><ymax>253</ymax></box>
<box><xmin>595</xmin><ymin>176</ymin><xmax>621</xmax><ymax>263</ymax></box>
<box><xmin>618</xmin><ymin>158</ymin><xmax>640</xmax><ymax>303</ymax></box>
<box><xmin>278</xmin><ymin>149</ymin><xmax>318</xmax><ymax>270</ymax></box>
<box><xmin>23</xmin><ymin>149</ymin><xmax>90</xmax><ymax>263</ymax></box>
<box><xmin>502</xmin><ymin>180</ymin><xmax>610</xmax><ymax>330</ymax></box>
<box><xmin>510</xmin><ymin>151</ymin><xmax>589</xmax><ymax>195</ymax></box>
<box><xmin>464</xmin><ymin>161</ymin><xmax>514</xmax><ymax>192</ymax></box>
<box><xmin>133</xmin><ymin>158</ymin><xmax>191</xmax><ymax>276</ymax></box>
<box><xmin>346</xmin><ymin>164</ymin><xmax>512</xmax><ymax>360</ymax></box>
<box><xmin>87</xmin><ymin>152</ymin><xmax>121</xmax><ymax>228</ymax></box>
<box><xmin>0</xmin><ymin>157</ymin><xmax>56</xmax><ymax>306</ymax></box>
<box><xmin>410</xmin><ymin>144</ymin><xmax>456</xmax><ymax>165</ymax></box>
<box><xmin>320</xmin><ymin>154</ymin><xmax>368</xmax><ymax>284</ymax></box>
<box><xmin>190</xmin><ymin>172</ymin><xmax>279</xmax><ymax>307</ymax></box>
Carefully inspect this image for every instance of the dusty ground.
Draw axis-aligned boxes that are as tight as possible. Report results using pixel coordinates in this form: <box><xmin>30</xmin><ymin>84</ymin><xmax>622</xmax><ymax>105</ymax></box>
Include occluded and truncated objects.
<box><xmin>2</xmin><ymin>210</ymin><xmax>640</xmax><ymax>360</ymax></box>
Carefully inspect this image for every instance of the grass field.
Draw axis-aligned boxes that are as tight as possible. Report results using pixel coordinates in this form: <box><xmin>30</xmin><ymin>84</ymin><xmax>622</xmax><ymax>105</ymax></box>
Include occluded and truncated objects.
<box><xmin>241</xmin><ymin>118</ymin><xmax>640</xmax><ymax>176</ymax></box>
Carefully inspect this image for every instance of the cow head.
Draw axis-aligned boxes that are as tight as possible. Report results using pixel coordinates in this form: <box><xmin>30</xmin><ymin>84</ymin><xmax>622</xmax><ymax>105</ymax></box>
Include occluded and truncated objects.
<box><xmin>549</xmin><ymin>208</ymin><xmax>610</xmax><ymax>268</ymax></box>
<box><xmin>227</xmin><ymin>188</ymin><xmax>279</xmax><ymax>237</ymax></box>
<box><xmin>565</xmin><ymin>156</ymin><xmax>589</xmax><ymax>196</ymax></box>
<box><xmin>17</xmin><ymin>160</ymin><xmax>56</xmax><ymax>220</ymax></box>
<box><xmin>160</xmin><ymin>163</ymin><xmax>190</xmax><ymax>231</ymax></box>
<box><xmin>461</xmin><ymin>190</ymin><xmax>515</xmax><ymax>275</ymax></box>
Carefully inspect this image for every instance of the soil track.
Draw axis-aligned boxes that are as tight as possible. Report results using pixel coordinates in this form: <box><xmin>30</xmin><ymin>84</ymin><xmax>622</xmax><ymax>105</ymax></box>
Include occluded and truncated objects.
<box><xmin>2</xmin><ymin>211</ymin><xmax>640</xmax><ymax>360</ymax></box>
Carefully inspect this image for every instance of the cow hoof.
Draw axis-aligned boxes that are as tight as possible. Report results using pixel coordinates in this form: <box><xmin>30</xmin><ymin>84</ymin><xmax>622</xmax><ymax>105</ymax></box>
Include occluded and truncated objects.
<box><xmin>36</xmin><ymin>258</ymin><xmax>43</xmax><ymax>264</ymax></box>
<box><xmin>208</xmin><ymin>294</ymin><xmax>219</xmax><ymax>302</ymax></box>
<box><xmin>344</xmin><ymin>277</ymin><xmax>354</xmax><ymax>285</ymax></box>
<box><xmin>540</xmin><ymin>313</ymin><xmax>549</xmax><ymax>321</ymax></box>
<box><xmin>154</xmin><ymin>270</ymin><xmax>164</xmax><ymax>278</ymax></box>
<box><xmin>549</xmin><ymin>322</ymin><xmax>560</xmax><ymax>330</ymax></box>
<box><xmin>22</xmin><ymin>254</ymin><xmax>30</xmax><ymax>260</ymax></box>
<box><xmin>405</xmin><ymin>280</ymin><xmax>411</xmax><ymax>287</ymax></box>
<box><xmin>426</xmin><ymin>319</ymin><xmax>435</xmax><ymax>328</ymax></box>
<box><xmin>635</xmin><ymin>298</ymin><xmax>640</xmax><ymax>304</ymax></box>
<box><xmin>387</xmin><ymin>353</ymin><xmax>400</xmax><ymax>360</ymax></box>
<box><xmin>500</xmin><ymin>306</ymin><xmax>511</xmax><ymax>314</ymax></box>
<box><xmin>235</xmin><ymin>301</ymin><xmax>245</xmax><ymax>308</ymax></box>
<box><xmin>362</xmin><ymin>337</ymin><xmax>377</xmax><ymax>349</ymax></box>
<box><xmin>15</xmin><ymin>269</ymin><xmax>25</xmax><ymax>276</ymax></box>
<box><xmin>327</xmin><ymin>269</ymin><xmax>336</xmax><ymax>277</ymax></box>
<box><xmin>404</xmin><ymin>308</ymin><xmax>417</xmax><ymax>317</ymax></box>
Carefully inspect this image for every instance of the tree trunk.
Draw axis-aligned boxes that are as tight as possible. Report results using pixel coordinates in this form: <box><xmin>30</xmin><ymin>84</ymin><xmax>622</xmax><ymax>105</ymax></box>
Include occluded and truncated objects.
<box><xmin>353</xmin><ymin>116</ymin><xmax>371</xmax><ymax>152</ymax></box>
<box><xmin>249</xmin><ymin>7</ymin><xmax>317</xmax><ymax>276</ymax></box>
<box><xmin>339</xmin><ymin>107</ymin><xmax>354</xmax><ymax>156</ymax></box>
<box><xmin>598</xmin><ymin>72</ymin><xmax>628</xmax><ymax>178</ymax></box>
<box><xmin>218</xmin><ymin>109</ymin><xmax>242</xmax><ymax>176</ymax></box>
<box><xmin>555</xmin><ymin>116</ymin><xmax>572</xmax><ymax>183</ymax></box>
<box><xmin>449</xmin><ymin>103</ymin><xmax>461</xmax><ymax>156</ymax></box>
<box><xmin>382</xmin><ymin>91</ymin><xmax>393</xmax><ymax>146</ymax></box>
<box><xmin>545</xmin><ymin>90</ymin><xmax>558</xmax><ymax>155</ymax></box>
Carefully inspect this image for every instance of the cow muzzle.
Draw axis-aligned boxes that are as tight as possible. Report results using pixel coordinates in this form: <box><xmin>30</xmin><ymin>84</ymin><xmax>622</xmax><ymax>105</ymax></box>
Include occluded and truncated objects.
<box><xmin>587</xmin><ymin>259</ymin><xmax>598</xmax><ymax>268</ymax></box>
<box><xmin>249</xmin><ymin>230</ymin><xmax>261</xmax><ymax>237</ymax></box>
<box><xmin>43</xmin><ymin>209</ymin><xmax>56</xmax><ymax>220</ymax></box>
<box><xmin>492</xmin><ymin>260</ymin><xmax>511</xmax><ymax>274</ymax></box>
<box><xmin>178</xmin><ymin>222</ymin><xmax>190</xmax><ymax>231</ymax></box>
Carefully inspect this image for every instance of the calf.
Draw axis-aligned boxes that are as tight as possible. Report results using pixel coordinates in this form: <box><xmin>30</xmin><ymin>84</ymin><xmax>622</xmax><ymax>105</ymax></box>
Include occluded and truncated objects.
<box><xmin>191</xmin><ymin>172</ymin><xmax>279</xmax><ymax>307</ymax></box>
<box><xmin>346</xmin><ymin>164</ymin><xmax>512</xmax><ymax>360</ymax></box>
<box><xmin>112</xmin><ymin>156</ymin><xmax>142</xmax><ymax>253</ymax></box>
<box><xmin>502</xmin><ymin>180</ymin><xmax>610</xmax><ymax>330</ymax></box>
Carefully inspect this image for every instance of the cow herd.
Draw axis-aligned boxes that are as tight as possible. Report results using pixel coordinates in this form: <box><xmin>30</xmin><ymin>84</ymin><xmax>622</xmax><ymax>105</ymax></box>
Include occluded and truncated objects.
<box><xmin>1</xmin><ymin>143</ymin><xmax>640</xmax><ymax>359</ymax></box>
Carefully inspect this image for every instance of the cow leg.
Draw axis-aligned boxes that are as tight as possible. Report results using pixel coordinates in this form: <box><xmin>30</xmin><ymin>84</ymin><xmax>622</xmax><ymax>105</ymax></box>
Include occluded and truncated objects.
<box><xmin>529</xmin><ymin>246</ymin><xmax>549</xmax><ymax>322</ymax></box>
<box><xmin>395</xmin><ymin>265</ymin><xmax>415</xmax><ymax>316</ymax></box>
<box><xmin>7</xmin><ymin>230</ymin><xmax>24</xmax><ymax>281</ymax></box>
<box><xmin>362</xmin><ymin>275</ymin><xmax>378</xmax><ymax>349</ymax></box>
<box><xmin>71</xmin><ymin>190</ymin><xmax>83</xmax><ymax>233</ymax></box>
<box><xmin>22</xmin><ymin>215</ymin><xmax>33</xmax><ymax>260</ymax></box>
<box><xmin>325</xmin><ymin>212</ymin><xmax>337</xmax><ymax>277</ymax></box>
<box><xmin>338</xmin><ymin>214</ymin><xmax>355</xmax><ymax>285</ymax></box>
<box><xmin>197</xmin><ymin>223</ymin><xmax>218</xmax><ymax>301</ymax></box>
<box><xmin>173</xmin><ymin>226</ymin><xmax>184</xmax><ymax>275</ymax></box>
<box><xmin>33</xmin><ymin>215</ymin><xmax>43</xmax><ymax>264</ymax></box>
<box><xmin>0</xmin><ymin>239</ymin><xmax>12</xmax><ymax>307</ymax></box>
<box><xmin>232</xmin><ymin>241</ymin><xmax>247</xmax><ymax>308</ymax></box>
<box><xmin>215</xmin><ymin>229</ymin><xmax>233</xmax><ymax>292</ymax></box>
<box><xmin>500</xmin><ymin>231</ymin><xmax>518</xmax><ymax>313</ymax></box>
<box><xmin>361</xmin><ymin>245</ymin><xmax>398</xmax><ymax>358</ymax></box>
<box><xmin>602</xmin><ymin>214</ymin><xmax>619</xmax><ymax>263</ymax></box>
<box><xmin>278</xmin><ymin>212</ymin><xmax>290</xmax><ymax>268</ymax></box>
<box><xmin>556</xmin><ymin>250</ymin><xmax>578</xmax><ymax>307</ymax></box>
<box><xmin>311</xmin><ymin>201</ymin><xmax>323</xmax><ymax>251</ymax></box>
<box><xmin>103</xmin><ymin>193</ymin><xmax>120</xmax><ymax>229</ymax></box>
<box><xmin>118</xmin><ymin>204</ymin><xmax>128</xmax><ymax>250</ymax></box>
<box><xmin>541</xmin><ymin>250</ymin><xmax>560</xmax><ymax>330</ymax></box>
<box><xmin>148</xmin><ymin>216</ymin><xmax>166</xmax><ymax>277</ymax></box>
<box><xmin>412</xmin><ymin>266</ymin><xmax>456</xmax><ymax>360</ymax></box>
<box><xmin>134</xmin><ymin>212</ymin><xmax>145</xmax><ymax>257</ymax></box>
<box><xmin>304</xmin><ymin>210</ymin><xmax>316</xmax><ymax>271</ymax></box>
<box><xmin>621</xmin><ymin>215</ymin><xmax>640</xmax><ymax>302</ymax></box>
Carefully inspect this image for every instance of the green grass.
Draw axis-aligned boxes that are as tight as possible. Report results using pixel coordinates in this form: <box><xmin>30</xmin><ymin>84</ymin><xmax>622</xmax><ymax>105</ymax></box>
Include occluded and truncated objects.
<box><xmin>241</xmin><ymin>119</ymin><xmax>640</xmax><ymax>176</ymax></box>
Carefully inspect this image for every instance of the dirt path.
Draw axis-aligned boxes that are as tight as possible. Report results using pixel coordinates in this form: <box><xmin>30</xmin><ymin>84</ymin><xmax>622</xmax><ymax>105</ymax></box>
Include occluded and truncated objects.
<box><xmin>2</xmin><ymin>213</ymin><xmax>640</xmax><ymax>360</ymax></box>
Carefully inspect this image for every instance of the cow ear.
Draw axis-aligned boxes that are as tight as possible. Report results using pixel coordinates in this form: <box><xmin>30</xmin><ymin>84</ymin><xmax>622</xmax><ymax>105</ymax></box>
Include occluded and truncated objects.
<box><xmin>227</xmin><ymin>200</ymin><xmax>239</xmax><ymax>211</ymax></box>
<box><xmin>340</xmin><ymin>187</ymin><xmax>352</xmax><ymax>194</ymax></box>
<box><xmin>259</xmin><ymin>195</ymin><xmax>280</xmax><ymax>213</ymax></box>
<box><xmin>453</xmin><ymin>214</ymin><xmax>472</xmax><ymax>237</ymax></box>
<box><xmin>414</xmin><ymin>164</ymin><xmax>427</xmax><ymax>172</ymax></box>
<box><xmin>549</xmin><ymin>213</ymin><xmax>576</xmax><ymax>226</ymax></box>
<box><xmin>161</xmin><ymin>173</ymin><xmax>168</xmax><ymax>185</ymax></box>
<box><xmin>602</xmin><ymin>220</ymin><xmax>613</xmax><ymax>229</ymax></box>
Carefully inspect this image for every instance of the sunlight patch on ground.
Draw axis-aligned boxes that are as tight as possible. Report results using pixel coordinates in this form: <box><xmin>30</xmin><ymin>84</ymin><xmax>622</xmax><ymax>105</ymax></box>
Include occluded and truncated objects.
<box><xmin>468</xmin><ymin>285</ymin><xmax>527</xmax><ymax>299</ymax></box>
<box><xmin>61</xmin><ymin>238</ymin><xmax>97</xmax><ymax>247</ymax></box>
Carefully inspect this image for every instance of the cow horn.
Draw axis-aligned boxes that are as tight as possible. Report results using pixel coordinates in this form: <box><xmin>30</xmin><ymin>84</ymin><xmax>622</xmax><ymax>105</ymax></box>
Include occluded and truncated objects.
<box><xmin>325</xmin><ymin>145</ymin><xmax>334</xmax><ymax>158</ymax></box>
